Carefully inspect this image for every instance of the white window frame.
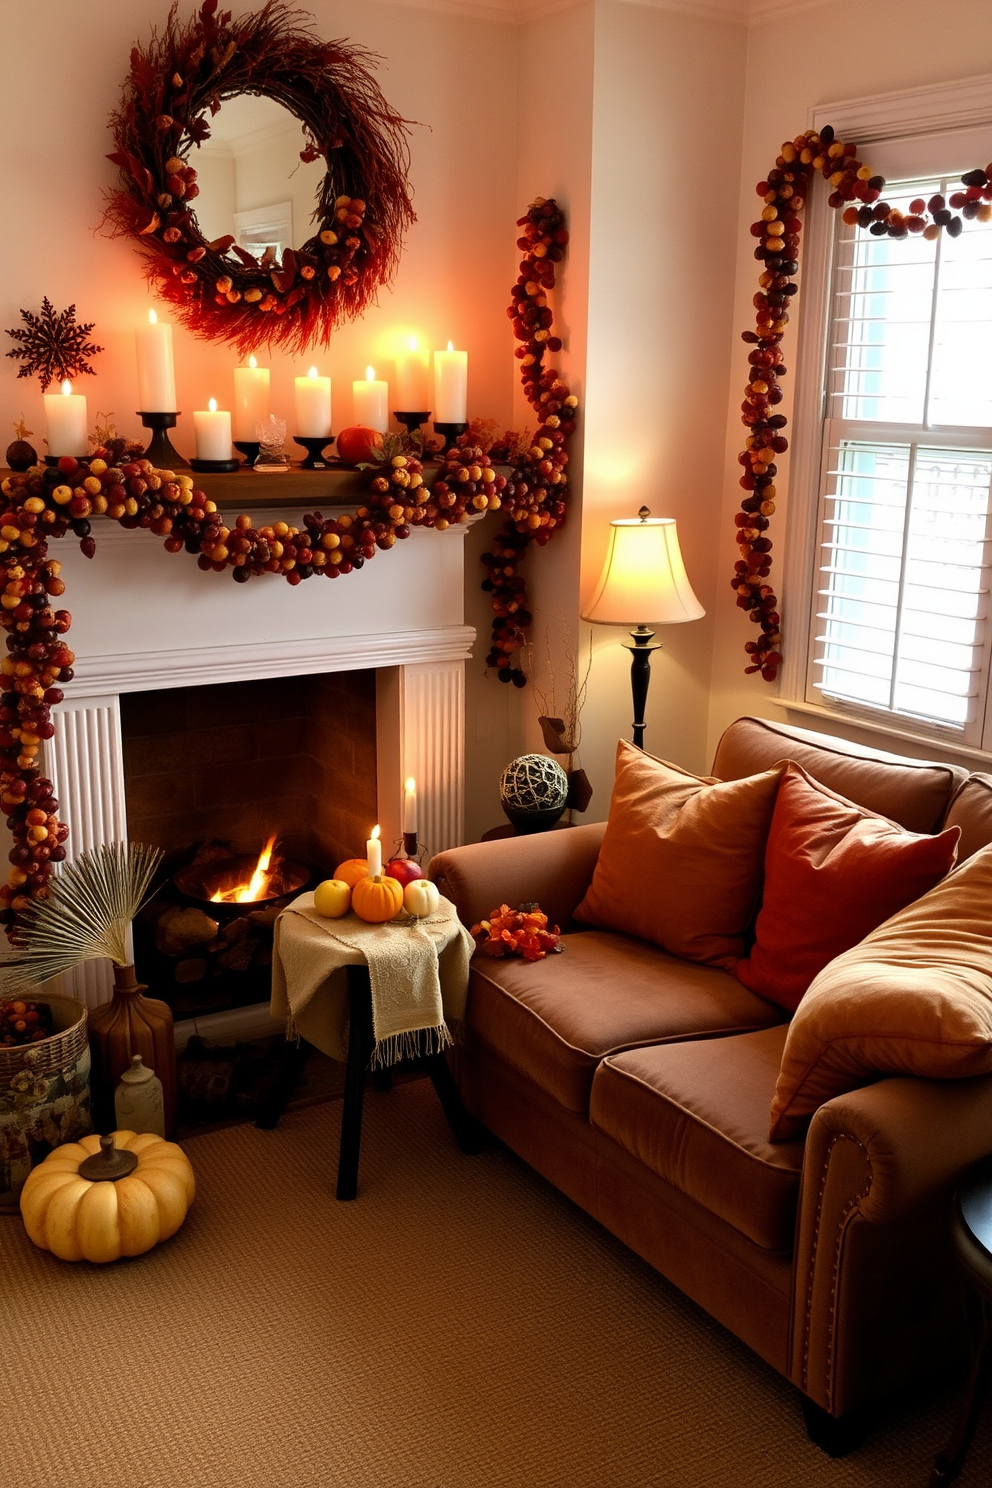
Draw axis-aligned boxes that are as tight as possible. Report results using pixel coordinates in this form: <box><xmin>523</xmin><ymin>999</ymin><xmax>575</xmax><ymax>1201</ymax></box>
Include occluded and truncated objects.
<box><xmin>778</xmin><ymin>74</ymin><xmax>992</xmax><ymax>759</ymax></box>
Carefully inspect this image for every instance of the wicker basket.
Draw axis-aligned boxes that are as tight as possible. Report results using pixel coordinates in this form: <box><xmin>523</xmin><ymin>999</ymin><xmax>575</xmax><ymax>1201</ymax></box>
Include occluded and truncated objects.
<box><xmin>0</xmin><ymin>993</ymin><xmax>92</xmax><ymax>1207</ymax></box>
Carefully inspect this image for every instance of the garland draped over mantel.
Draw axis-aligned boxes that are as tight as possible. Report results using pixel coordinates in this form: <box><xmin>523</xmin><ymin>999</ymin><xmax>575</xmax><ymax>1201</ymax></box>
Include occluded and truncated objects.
<box><xmin>0</xmin><ymin>198</ymin><xmax>575</xmax><ymax>933</ymax></box>
<box><xmin>732</xmin><ymin>127</ymin><xmax>992</xmax><ymax>682</ymax></box>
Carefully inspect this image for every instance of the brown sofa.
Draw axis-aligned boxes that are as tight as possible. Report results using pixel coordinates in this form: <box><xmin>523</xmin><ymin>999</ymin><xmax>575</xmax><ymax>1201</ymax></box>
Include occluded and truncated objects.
<box><xmin>430</xmin><ymin>716</ymin><xmax>992</xmax><ymax>1451</ymax></box>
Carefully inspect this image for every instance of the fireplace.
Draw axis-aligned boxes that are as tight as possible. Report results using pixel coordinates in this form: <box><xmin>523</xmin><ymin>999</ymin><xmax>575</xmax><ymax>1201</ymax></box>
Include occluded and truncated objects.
<box><xmin>38</xmin><ymin>497</ymin><xmax>475</xmax><ymax>1015</ymax></box>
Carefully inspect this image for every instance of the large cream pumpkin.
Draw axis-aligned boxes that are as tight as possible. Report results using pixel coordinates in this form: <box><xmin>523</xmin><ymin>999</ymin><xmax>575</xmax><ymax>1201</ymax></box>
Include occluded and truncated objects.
<box><xmin>19</xmin><ymin>1129</ymin><xmax>195</xmax><ymax>1263</ymax></box>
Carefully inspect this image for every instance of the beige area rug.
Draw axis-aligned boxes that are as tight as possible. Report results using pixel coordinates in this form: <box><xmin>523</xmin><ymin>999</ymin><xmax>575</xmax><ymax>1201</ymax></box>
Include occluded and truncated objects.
<box><xmin>2</xmin><ymin>1078</ymin><xmax>990</xmax><ymax>1488</ymax></box>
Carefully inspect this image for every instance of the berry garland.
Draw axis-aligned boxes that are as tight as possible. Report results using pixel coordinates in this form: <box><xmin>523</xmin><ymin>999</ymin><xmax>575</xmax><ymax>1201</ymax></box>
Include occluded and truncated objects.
<box><xmin>733</xmin><ymin>129</ymin><xmax>992</xmax><ymax>681</ymax></box>
<box><xmin>104</xmin><ymin>0</ymin><xmax>415</xmax><ymax>357</ymax></box>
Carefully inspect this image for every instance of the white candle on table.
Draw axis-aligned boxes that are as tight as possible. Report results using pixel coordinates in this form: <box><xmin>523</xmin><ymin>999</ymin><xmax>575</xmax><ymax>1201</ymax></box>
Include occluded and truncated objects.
<box><xmin>403</xmin><ymin>777</ymin><xmax>418</xmax><ymax>834</ymax></box>
<box><xmin>44</xmin><ymin>380</ymin><xmax>88</xmax><ymax>456</ymax></box>
<box><xmin>193</xmin><ymin>398</ymin><xmax>232</xmax><ymax>461</ymax></box>
<box><xmin>395</xmin><ymin>340</ymin><xmax>430</xmax><ymax>411</ymax></box>
<box><xmin>353</xmin><ymin>366</ymin><xmax>388</xmax><ymax>432</ymax></box>
<box><xmin>294</xmin><ymin>366</ymin><xmax>332</xmax><ymax>437</ymax></box>
<box><xmin>233</xmin><ymin>355</ymin><xmax>270</xmax><ymax>441</ymax></box>
<box><xmin>134</xmin><ymin>309</ymin><xmax>177</xmax><ymax>412</ymax></box>
<box><xmin>433</xmin><ymin>342</ymin><xmax>467</xmax><ymax>423</ymax></box>
<box><xmin>366</xmin><ymin>824</ymin><xmax>382</xmax><ymax>878</ymax></box>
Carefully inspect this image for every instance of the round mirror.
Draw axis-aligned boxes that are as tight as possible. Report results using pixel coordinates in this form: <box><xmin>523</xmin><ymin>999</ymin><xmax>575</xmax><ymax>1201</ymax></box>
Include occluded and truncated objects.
<box><xmin>105</xmin><ymin>3</ymin><xmax>415</xmax><ymax>355</ymax></box>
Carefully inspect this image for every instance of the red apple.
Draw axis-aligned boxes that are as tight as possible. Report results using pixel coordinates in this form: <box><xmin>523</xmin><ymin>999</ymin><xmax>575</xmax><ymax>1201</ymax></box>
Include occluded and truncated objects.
<box><xmin>336</xmin><ymin>425</ymin><xmax>384</xmax><ymax>464</ymax></box>
<box><xmin>384</xmin><ymin>856</ymin><xmax>426</xmax><ymax>887</ymax></box>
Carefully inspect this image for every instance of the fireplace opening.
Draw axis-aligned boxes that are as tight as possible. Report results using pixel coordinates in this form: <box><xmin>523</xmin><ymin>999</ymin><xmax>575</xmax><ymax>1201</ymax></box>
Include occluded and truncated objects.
<box><xmin>120</xmin><ymin>671</ymin><xmax>376</xmax><ymax>1019</ymax></box>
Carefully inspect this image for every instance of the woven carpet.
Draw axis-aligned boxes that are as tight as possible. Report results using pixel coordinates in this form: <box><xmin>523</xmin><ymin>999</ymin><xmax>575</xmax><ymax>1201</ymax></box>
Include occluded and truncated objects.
<box><xmin>2</xmin><ymin>1077</ymin><xmax>990</xmax><ymax>1488</ymax></box>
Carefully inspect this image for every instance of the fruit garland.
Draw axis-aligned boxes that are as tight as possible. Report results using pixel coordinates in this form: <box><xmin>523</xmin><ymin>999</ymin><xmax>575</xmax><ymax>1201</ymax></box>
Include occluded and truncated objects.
<box><xmin>733</xmin><ymin>128</ymin><xmax>992</xmax><ymax>682</ymax></box>
<box><xmin>104</xmin><ymin>0</ymin><xmax>415</xmax><ymax>357</ymax></box>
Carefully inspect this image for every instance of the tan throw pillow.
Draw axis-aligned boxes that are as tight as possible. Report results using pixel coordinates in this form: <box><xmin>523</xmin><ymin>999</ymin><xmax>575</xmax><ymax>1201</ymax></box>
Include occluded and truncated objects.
<box><xmin>769</xmin><ymin>843</ymin><xmax>992</xmax><ymax>1140</ymax></box>
<box><xmin>574</xmin><ymin>740</ymin><xmax>783</xmax><ymax>969</ymax></box>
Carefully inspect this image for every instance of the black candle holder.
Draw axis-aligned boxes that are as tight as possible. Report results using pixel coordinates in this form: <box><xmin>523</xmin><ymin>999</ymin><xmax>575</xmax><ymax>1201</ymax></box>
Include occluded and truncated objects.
<box><xmin>189</xmin><ymin>456</ymin><xmax>241</xmax><ymax>473</ymax></box>
<box><xmin>403</xmin><ymin>831</ymin><xmax>419</xmax><ymax>858</ymax></box>
<box><xmin>432</xmin><ymin>420</ymin><xmax>468</xmax><ymax>451</ymax></box>
<box><xmin>293</xmin><ymin>435</ymin><xmax>333</xmax><ymax>470</ymax></box>
<box><xmin>137</xmin><ymin>411</ymin><xmax>189</xmax><ymax>469</ymax></box>
<box><xmin>234</xmin><ymin>440</ymin><xmax>261</xmax><ymax>467</ymax></box>
<box><xmin>394</xmin><ymin>411</ymin><xmax>431</xmax><ymax>437</ymax></box>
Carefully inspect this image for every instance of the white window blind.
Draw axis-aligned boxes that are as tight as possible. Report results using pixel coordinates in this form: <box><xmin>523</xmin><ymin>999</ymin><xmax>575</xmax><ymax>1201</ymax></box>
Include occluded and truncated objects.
<box><xmin>807</xmin><ymin>132</ymin><xmax>992</xmax><ymax>747</ymax></box>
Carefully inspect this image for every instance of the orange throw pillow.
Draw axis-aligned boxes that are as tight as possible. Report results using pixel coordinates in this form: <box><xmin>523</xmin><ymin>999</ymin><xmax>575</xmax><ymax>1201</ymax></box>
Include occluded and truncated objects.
<box><xmin>574</xmin><ymin>741</ymin><xmax>782</xmax><ymax>969</ymax></box>
<box><xmin>735</xmin><ymin>764</ymin><xmax>960</xmax><ymax>1012</ymax></box>
<box><xmin>769</xmin><ymin>843</ymin><xmax>992</xmax><ymax>1140</ymax></box>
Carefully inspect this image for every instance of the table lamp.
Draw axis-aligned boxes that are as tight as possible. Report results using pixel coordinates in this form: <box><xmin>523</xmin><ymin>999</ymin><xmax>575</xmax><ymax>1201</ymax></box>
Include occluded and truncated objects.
<box><xmin>582</xmin><ymin>507</ymin><xmax>704</xmax><ymax>749</ymax></box>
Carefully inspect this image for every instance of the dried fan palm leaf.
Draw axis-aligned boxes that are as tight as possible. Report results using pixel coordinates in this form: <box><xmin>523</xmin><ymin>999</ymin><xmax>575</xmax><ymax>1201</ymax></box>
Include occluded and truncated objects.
<box><xmin>2</xmin><ymin>842</ymin><xmax>163</xmax><ymax>994</ymax></box>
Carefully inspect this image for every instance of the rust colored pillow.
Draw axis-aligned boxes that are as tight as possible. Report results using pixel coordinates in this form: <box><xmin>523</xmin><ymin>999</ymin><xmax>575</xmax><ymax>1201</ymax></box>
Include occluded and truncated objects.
<box><xmin>574</xmin><ymin>741</ymin><xmax>783</xmax><ymax>969</ymax></box>
<box><xmin>769</xmin><ymin>844</ymin><xmax>992</xmax><ymax>1141</ymax></box>
<box><xmin>736</xmin><ymin>764</ymin><xmax>960</xmax><ymax>1013</ymax></box>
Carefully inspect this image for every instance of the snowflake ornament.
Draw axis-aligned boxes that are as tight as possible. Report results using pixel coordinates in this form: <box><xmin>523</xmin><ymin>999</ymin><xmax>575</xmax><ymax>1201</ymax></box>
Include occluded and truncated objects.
<box><xmin>5</xmin><ymin>299</ymin><xmax>103</xmax><ymax>391</ymax></box>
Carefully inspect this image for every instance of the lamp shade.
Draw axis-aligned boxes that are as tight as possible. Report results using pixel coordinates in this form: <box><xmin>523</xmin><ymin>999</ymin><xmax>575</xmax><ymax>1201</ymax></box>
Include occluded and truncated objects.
<box><xmin>582</xmin><ymin>509</ymin><xmax>705</xmax><ymax>626</ymax></box>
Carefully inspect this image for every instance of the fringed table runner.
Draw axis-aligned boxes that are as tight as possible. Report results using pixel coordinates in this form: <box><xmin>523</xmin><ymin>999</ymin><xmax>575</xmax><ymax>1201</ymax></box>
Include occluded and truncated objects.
<box><xmin>270</xmin><ymin>893</ymin><xmax>474</xmax><ymax>1068</ymax></box>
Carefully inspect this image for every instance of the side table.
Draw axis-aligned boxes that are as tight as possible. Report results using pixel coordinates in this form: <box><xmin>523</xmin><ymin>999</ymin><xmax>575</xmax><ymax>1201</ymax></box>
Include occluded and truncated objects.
<box><xmin>930</xmin><ymin>1154</ymin><xmax>992</xmax><ymax>1485</ymax></box>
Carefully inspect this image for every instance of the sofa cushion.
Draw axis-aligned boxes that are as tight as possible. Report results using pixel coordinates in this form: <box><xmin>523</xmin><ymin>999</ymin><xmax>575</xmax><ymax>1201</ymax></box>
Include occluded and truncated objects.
<box><xmin>735</xmin><ymin>763</ymin><xmax>960</xmax><ymax>1012</ymax></box>
<box><xmin>574</xmin><ymin>741</ymin><xmax>782</xmax><ymax>969</ymax></box>
<box><xmin>711</xmin><ymin>716</ymin><xmax>966</xmax><ymax>833</ymax></box>
<box><xmin>770</xmin><ymin>844</ymin><xmax>992</xmax><ymax>1140</ymax></box>
<box><xmin>591</xmin><ymin>1026</ymin><xmax>804</xmax><ymax>1252</ymax></box>
<box><xmin>467</xmin><ymin>928</ymin><xmax>785</xmax><ymax>1114</ymax></box>
<box><xmin>944</xmin><ymin>774</ymin><xmax>992</xmax><ymax>862</ymax></box>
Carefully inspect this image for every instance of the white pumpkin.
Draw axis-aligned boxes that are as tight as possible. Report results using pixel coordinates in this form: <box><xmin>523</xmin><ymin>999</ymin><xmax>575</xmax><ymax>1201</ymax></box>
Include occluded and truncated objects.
<box><xmin>404</xmin><ymin>878</ymin><xmax>440</xmax><ymax>918</ymax></box>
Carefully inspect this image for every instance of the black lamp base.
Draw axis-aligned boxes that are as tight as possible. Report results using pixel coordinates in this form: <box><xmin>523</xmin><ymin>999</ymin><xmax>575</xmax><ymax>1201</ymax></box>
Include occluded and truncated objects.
<box><xmin>621</xmin><ymin>627</ymin><xmax>663</xmax><ymax>750</ymax></box>
<box><xmin>137</xmin><ymin>411</ymin><xmax>189</xmax><ymax>469</ymax></box>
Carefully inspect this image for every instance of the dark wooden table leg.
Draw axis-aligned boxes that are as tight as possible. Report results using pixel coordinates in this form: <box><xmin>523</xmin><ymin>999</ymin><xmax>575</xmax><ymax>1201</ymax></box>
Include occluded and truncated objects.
<box><xmin>336</xmin><ymin>966</ymin><xmax>374</xmax><ymax>1201</ymax></box>
<box><xmin>255</xmin><ymin>1038</ymin><xmax>315</xmax><ymax>1130</ymax></box>
<box><xmin>424</xmin><ymin>1052</ymin><xmax>489</xmax><ymax>1154</ymax></box>
<box><xmin>930</xmin><ymin>1297</ymin><xmax>992</xmax><ymax>1486</ymax></box>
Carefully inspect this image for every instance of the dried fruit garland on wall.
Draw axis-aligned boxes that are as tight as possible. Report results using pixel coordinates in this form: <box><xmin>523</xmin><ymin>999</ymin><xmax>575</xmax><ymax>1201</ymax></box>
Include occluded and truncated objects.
<box><xmin>0</xmin><ymin>197</ymin><xmax>575</xmax><ymax>931</ymax></box>
<box><xmin>733</xmin><ymin>128</ymin><xmax>992</xmax><ymax>682</ymax></box>
<box><xmin>104</xmin><ymin>0</ymin><xmax>416</xmax><ymax>356</ymax></box>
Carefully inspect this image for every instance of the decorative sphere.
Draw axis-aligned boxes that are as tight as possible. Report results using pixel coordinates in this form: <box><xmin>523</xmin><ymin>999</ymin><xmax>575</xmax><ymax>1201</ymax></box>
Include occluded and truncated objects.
<box><xmin>499</xmin><ymin>754</ymin><xmax>569</xmax><ymax>813</ymax></box>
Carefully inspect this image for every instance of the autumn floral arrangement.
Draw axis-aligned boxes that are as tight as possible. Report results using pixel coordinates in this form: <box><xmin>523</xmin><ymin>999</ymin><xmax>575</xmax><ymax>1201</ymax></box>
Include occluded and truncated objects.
<box><xmin>470</xmin><ymin>903</ymin><xmax>563</xmax><ymax>962</ymax></box>
<box><xmin>103</xmin><ymin>0</ymin><xmax>416</xmax><ymax>357</ymax></box>
<box><xmin>733</xmin><ymin>127</ymin><xmax>992</xmax><ymax>682</ymax></box>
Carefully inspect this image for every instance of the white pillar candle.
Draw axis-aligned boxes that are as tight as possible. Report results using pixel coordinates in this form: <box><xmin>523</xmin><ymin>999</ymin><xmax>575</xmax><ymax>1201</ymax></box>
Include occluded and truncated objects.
<box><xmin>192</xmin><ymin>398</ymin><xmax>232</xmax><ymax>461</ymax></box>
<box><xmin>353</xmin><ymin>366</ymin><xmax>389</xmax><ymax>432</ymax></box>
<box><xmin>403</xmin><ymin>777</ymin><xmax>418</xmax><ymax>834</ymax></box>
<box><xmin>233</xmin><ymin>355</ymin><xmax>270</xmax><ymax>441</ymax></box>
<box><xmin>366</xmin><ymin>824</ymin><xmax>382</xmax><ymax>878</ymax></box>
<box><xmin>294</xmin><ymin>366</ymin><xmax>332</xmax><ymax>437</ymax></box>
<box><xmin>433</xmin><ymin>342</ymin><xmax>468</xmax><ymax>423</ymax></box>
<box><xmin>395</xmin><ymin>340</ymin><xmax>430</xmax><ymax>411</ymax></box>
<box><xmin>134</xmin><ymin>309</ymin><xmax>177</xmax><ymax>412</ymax></box>
<box><xmin>44</xmin><ymin>380</ymin><xmax>88</xmax><ymax>457</ymax></box>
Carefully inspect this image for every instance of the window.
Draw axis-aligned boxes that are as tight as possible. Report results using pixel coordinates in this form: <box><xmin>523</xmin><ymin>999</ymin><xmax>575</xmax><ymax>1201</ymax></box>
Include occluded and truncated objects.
<box><xmin>791</xmin><ymin>106</ymin><xmax>992</xmax><ymax>752</ymax></box>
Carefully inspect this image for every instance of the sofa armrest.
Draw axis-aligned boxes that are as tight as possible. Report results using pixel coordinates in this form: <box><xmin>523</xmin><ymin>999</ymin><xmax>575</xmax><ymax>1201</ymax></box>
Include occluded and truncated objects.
<box><xmin>429</xmin><ymin>821</ymin><xmax>606</xmax><ymax>930</ymax></box>
<box><xmin>791</xmin><ymin>1072</ymin><xmax>992</xmax><ymax>1418</ymax></box>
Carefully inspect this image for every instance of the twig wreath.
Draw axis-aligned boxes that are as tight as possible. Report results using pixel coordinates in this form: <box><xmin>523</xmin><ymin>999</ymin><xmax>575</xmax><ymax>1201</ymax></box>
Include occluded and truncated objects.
<box><xmin>0</xmin><ymin>197</ymin><xmax>575</xmax><ymax>932</ymax></box>
<box><xmin>733</xmin><ymin>128</ymin><xmax>992</xmax><ymax>681</ymax></box>
<box><xmin>104</xmin><ymin>0</ymin><xmax>416</xmax><ymax>356</ymax></box>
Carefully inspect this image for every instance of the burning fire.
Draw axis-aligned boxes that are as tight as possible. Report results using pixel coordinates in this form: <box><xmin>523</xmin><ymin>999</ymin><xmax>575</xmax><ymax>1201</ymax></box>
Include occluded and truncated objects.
<box><xmin>210</xmin><ymin>835</ymin><xmax>278</xmax><ymax>903</ymax></box>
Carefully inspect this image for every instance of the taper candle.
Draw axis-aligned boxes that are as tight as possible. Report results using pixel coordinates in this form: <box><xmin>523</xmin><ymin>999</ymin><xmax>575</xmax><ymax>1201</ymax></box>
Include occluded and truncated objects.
<box><xmin>366</xmin><ymin>824</ymin><xmax>382</xmax><ymax>878</ymax></box>
<box><xmin>44</xmin><ymin>380</ymin><xmax>88</xmax><ymax>456</ymax></box>
<box><xmin>353</xmin><ymin>366</ymin><xmax>389</xmax><ymax>432</ymax></box>
<box><xmin>134</xmin><ymin>309</ymin><xmax>177</xmax><ymax>412</ymax></box>
<box><xmin>403</xmin><ymin>777</ymin><xmax>418</xmax><ymax>834</ymax></box>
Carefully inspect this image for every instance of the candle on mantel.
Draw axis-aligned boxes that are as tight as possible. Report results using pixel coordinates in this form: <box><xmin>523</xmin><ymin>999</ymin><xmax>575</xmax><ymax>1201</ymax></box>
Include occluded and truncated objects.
<box><xmin>366</xmin><ymin>823</ymin><xmax>382</xmax><ymax>878</ymax></box>
<box><xmin>433</xmin><ymin>342</ymin><xmax>467</xmax><ymax>423</ymax></box>
<box><xmin>403</xmin><ymin>777</ymin><xmax>418</xmax><ymax>834</ymax></box>
<box><xmin>353</xmin><ymin>366</ymin><xmax>388</xmax><ymax>432</ymax></box>
<box><xmin>44</xmin><ymin>380</ymin><xmax>88</xmax><ymax>457</ymax></box>
<box><xmin>294</xmin><ymin>366</ymin><xmax>332</xmax><ymax>437</ymax></box>
<box><xmin>395</xmin><ymin>339</ymin><xmax>430</xmax><ymax>411</ymax></box>
<box><xmin>134</xmin><ymin>309</ymin><xmax>177</xmax><ymax>412</ymax></box>
<box><xmin>233</xmin><ymin>354</ymin><xmax>270</xmax><ymax>441</ymax></box>
<box><xmin>193</xmin><ymin>398</ymin><xmax>232</xmax><ymax>461</ymax></box>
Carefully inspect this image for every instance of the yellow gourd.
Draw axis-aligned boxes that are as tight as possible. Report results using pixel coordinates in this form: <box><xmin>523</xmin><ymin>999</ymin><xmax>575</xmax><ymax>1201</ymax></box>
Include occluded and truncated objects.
<box><xmin>352</xmin><ymin>873</ymin><xmax>404</xmax><ymax>923</ymax></box>
<box><xmin>333</xmin><ymin>858</ymin><xmax>370</xmax><ymax>888</ymax></box>
<box><xmin>19</xmin><ymin>1129</ymin><xmax>195</xmax><ymax>1263</ymax></box>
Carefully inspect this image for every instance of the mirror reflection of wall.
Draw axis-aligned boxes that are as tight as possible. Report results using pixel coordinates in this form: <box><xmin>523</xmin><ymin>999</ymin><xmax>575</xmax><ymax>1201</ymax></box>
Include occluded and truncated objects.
<box><xmin>193</xmin><ymin>94</ymin><xmax>325</xmax><ymax>265</ymax></box>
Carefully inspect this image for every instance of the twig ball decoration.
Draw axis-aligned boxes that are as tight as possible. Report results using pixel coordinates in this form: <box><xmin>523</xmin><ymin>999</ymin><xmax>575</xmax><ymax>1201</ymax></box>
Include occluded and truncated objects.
<box><xmin>499</xmin><ymin>754</ymin><xmax>569</xmax><ymax>813</ymax></box>
<box><xmin>104</xmin><ymin>0</ymin><xmax>416</xmax><ymax>356</ymax></box>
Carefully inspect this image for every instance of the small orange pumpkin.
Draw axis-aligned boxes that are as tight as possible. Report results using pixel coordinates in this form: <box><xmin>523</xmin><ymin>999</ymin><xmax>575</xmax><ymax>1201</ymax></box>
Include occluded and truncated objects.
<box><xmin>352</xmin><ymin>873</ymin><xmax>404</xmax><ymax>923</ymax></box>
<box><xmin>334</xmin><ymin>858</ymin><xmax>370</xmax><ymax>888</ymax></box>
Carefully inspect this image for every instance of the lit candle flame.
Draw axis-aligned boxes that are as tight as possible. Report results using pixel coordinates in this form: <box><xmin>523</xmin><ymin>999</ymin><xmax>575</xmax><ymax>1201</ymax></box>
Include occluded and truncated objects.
<box><xmin>447</xmin><ymin>340</ymin><xmax>454</xmax><ymax>353</ymax></box>
<box><xmin>61</xmin><ymin>380</ymin><xmax>72</xmax><ymax>397</ymax></box>
<box><xmin>149</xmin><ymin>308</ymin><xmax>158</xmax><ymax>325</ymax></box>
<box><xmin>249</xmin><ymin>354</ymin><xmax>257</xmax><ymax>369</ymax></box>
<box><xmin>308</xmin><ymin>365</ymin><xmax>319</xmax><ymax>379</ymax></box>
<box><xmin>405</xmin><ymin>777</ymin><xmax>416</xmax><ymax>793</ymax></box>
<box><xmin>371</xmin><ymin>824</ymin><xmax>381</xmax><ymax>842</ymax></box>
<box><xmin>408</xmin><ymin>336</ymin><xmax>419</xmax><ymax>351</ymax></box>
<box><xmin>366</xmin><ymin>366</ymin><xmax>376</xmax><ymax>382</ymax></box>
<box><xmin>208</xmin><ymin>397</ymin><xmax>218</xmax><ymax>413</ymax></box>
